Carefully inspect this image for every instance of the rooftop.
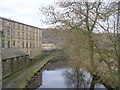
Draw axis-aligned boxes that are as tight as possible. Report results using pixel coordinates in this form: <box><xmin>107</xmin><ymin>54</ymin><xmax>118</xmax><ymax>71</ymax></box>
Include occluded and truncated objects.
<box><xmin>0</xmin><ymin>16</ymin><xmax>45</xmax><ymax>30</ymax></box>
<box><xmin>2</xmin><ymin>48</ymin><xmax>29</xmax><ymax>60</ymax></box>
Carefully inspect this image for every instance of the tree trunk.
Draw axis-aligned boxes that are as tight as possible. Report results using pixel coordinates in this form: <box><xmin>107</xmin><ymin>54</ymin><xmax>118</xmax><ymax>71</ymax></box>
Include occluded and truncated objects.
<box><xmin>90</xmin><ymin>74</ymin><xmax>96</xmax><ymax>90</ymax></box>
<box><xmin>117</xmin><ymin>33</ymin><xmax>120</xmax><ymax>90</ymax></box>
<box><xmin>117</xmin><ymin>2</ymin><xmax>120</xmax><ymax>90</ymax></box>
<box><xmin>88</xmin><ymin>32</ymin><xmax>95</xmax><ymax>71</ymax></box>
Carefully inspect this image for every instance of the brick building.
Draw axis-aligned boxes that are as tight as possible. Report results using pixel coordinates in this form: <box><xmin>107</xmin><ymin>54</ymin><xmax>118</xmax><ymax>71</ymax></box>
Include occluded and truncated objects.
<box><xmin>0</xmin><ymin>17</ymin><xmax>42</xmax><ymax>58</ymax></box>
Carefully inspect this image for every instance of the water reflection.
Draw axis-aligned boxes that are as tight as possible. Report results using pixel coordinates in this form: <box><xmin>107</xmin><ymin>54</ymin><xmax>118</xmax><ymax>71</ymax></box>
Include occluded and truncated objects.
<box><xmin>25</xmin><ymin>60</ymin><xmax>107</xmax><ymax>89</ymax></box>
<box><xmin>63</xmin><ymin>67</ymin><xmax>90</xmax><ymax>88</ymax></box>
<box><xmin>63</xmin><ymin>67</ymin><xmax>106</xmax><ymax>89</ymax></box>
<box><xmin>40</xmin><ymin>69</ymin><xmax>67</xmax><ymax>88</ymax></box>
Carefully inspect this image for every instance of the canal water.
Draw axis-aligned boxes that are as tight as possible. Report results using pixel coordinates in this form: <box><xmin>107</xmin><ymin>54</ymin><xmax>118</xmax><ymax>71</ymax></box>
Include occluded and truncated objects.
<box><xmin>26</xmin><ymin>58</ymin><xmax>107</xmax><ymax>89</ymax></box>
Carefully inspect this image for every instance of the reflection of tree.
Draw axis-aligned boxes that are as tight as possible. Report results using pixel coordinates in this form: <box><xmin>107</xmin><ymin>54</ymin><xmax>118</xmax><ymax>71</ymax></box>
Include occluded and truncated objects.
<box><xmin>63</xmin><ymin>67</ymin><xmax>86</xmax><ymax>88</ymax></box>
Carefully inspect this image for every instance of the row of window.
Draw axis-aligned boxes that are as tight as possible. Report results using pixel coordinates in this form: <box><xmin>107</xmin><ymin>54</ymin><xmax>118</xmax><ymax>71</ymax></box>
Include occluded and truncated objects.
<box><xmin>2</xmin><ymin>40</ymin><xmax>10</xmax><ymax>48</ymax></box>
<box><xmin>2</xmin><ymin>19</ymin><xmax>41</xmax><ymax>33</ymax></box>
<box><xmin>1</xmin><ymin>30</ymin><xmax>12</xmax><ymax>37</ymax></box>
<box><xmin>2</xmin><ymin>40</ymin><xmax>40</xmax><ymax>48</ymax></box>
<box><xmin>2</xmin><ymin>30</ymin><xmax>41</xmax><ymax>41</ymax></box>
<box><xmin>15</xmin><ymin>31</ymin><xmax>41</xmax><ymax>40</ymax></box>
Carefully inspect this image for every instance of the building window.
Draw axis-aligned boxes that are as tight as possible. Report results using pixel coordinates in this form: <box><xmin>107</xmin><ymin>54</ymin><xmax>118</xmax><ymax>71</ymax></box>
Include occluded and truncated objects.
<box><xmin>33</xmin><ymin>43</ymin><xmax>35</xmax><ymax>48</ymax></box>
<box><xmin>12</xmin><ymin>22</ymin><xmax>15</xmax><ymax>29</ymax></box>
<box><xmin>34</xmin><ymin>35</ymin><xmax>35</xmax><ymax>40</ymax></box>
<box><xmin>15</xmin><ymin>22</ymin><xmax>17</xmax><ymax>29</ymax></box>
<box><xmin>32</xmin><ymin>27</ymin><xmax>34</xmax><ymax>32</ymax></box>
<box><xmin>26</xmin><ymin>42</ymin><xmax>28</xmax><ymax>48</ymax></box>
<box><xmin>18</xmin><ymin>41</ymin><xmax>20</xmax><ymax>48</ymax></box>
<box><xmin>36</xmin><ymin>29</ymin><xmax>38</xmax><ymax>33</ymax></box>
<box><xmin>39</xmin><ymin>43</ymin><xmax>41</xmax><ymax>47</ymax></box>
<box><xmin>22</xmin><ymin>42</ymin><xmax>24</xmax><ymax>48</ymax></box>
<box><xmin>1</xmin><ymin>31</ymin><xmax>4</xmax><ymax>37</ymax></box>
<box><xmin>7</xmin><ymin>20</ymin><xmax>10</xmax><ymax>27</ymax></box>
<box><xmin>7</xmin><ymin>30</ymin><xmax>10</xmax><ymax>36</ymax></box>
<box><xmin>33</xmin><ymin>35</ymin><xmax>35</xmax><ymax>40</ymax></box>
<box><xmin>22</xmin><ymin>32</ymin><xmax>24</xmax><ymax>39</ymax></box>
<box><xmin>30</xmin><ymin>27</ymin><xmax>32</xmax><ymax>32</ymax></box>
<box><xmin>18</xmin><ymin>31</ymin><xmax>20</xmax><ymax>39</ymax></box>
<box><xmin>33</xmin><ymin>43</ymin><xmax>34</xmax><ymax>48</ymax></box>
<box><xmin>38</xmin><ymin>43</ymin><xmax>39</xmax><ymax>48</ymax></box>
<box><xmin>2</xmin><ymin>20</ymin><xmax>5</xmax><ymax>27</ymax></box>
<box><xmin>12</xmin><ymin>31</ymin><xmax>15</xmax><ymax>38</ymax></box>
<box><xmin>2</xmin><ymin>40</ymin><xmax>4</xmax><ymax>48</ymax></box>
<box><xmin>26</xmin><ymin>26</ymin><xmax>28</xmax><ymax>31</ymax></box>
<box><xmin>39</xmin><ymin>36</ymin><xmax>41</xmax><ymax>41</ymax></box>
<box><xmin>22</xmin><ymin>24</ymin><xmax>24</xmax><ymax>31</ymax></box>
<box><xmin>30</xmin><ymin>42</ymin><xmax>32</xmax><ymax>48</ymax></box>
<box><xmin>13</xmin><ymin>41</ymin><xmax>15</xmax><ymax>46</ymax></box>
<box><xmin>30</xmin><ymin>34</ymin><xmax>31</xmax><ymax>40</ymax></box>
<box><xmin>26</xmin><ymin>33</ymin><xmax>28</xmax><ymax>40</ymax></box>
<box><xmin>13</xmin><ymin>22</ymin><xmax>15</xmax><ymax>29</ymax></box>
<box><xmin>36</xmin><ymin>35</ymin><xmax>38</xmax><ymax>40</ymax></box>
<box><xmin>18</xmin><ymin>23</ymin><xmax>20</xmax><ymax>30</ymax></box>
<box><xmin>36</xmin><ymin>43</ymin><xmax>38</xmax><ymax>48</ymax></box>
<box><xmin>8</xmin><ymin>41</ymin><xmax>10</xmax><ymax>48</ymax></box>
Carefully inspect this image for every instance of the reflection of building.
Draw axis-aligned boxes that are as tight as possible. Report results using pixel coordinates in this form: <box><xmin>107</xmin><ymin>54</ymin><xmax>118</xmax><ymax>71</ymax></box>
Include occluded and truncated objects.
<box><xmin>0</xmin><ymin>17</ymin><xmax>42</xmax><ymax>58</ymax></box>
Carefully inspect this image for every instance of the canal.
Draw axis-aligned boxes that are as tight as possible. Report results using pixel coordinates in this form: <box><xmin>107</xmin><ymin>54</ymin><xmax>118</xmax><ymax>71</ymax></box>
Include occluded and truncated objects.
<box><xmin>25</xmin><ymin>57</ymin><xmax>107</xmax><ymax>89</ymax></box>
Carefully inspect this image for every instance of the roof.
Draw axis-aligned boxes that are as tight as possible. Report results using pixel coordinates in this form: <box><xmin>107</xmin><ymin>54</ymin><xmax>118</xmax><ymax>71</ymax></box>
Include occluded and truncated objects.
<box><xmin>0</xmin><ymin>16</ymin><xmax>45</xmax><ymax>30</ymax></box>
<box><xmin>2</xmin><ymin>48</ymin><xmax>29</xmax><ymax>60</ymax></box>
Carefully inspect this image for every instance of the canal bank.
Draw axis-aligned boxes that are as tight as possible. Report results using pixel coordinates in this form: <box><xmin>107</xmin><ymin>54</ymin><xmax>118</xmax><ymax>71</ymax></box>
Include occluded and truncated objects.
<box><xmin>2</xmin><ymin>53</ymin><xmax>60</xmax><ymax>88</ymax></box>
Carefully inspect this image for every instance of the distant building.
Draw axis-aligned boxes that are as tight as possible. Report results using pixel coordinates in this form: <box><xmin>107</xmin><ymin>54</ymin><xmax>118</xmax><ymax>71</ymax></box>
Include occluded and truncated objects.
<box><xmin>42</xmin><ymin>29</ymin><xmax>64</xmax><ymax>51</ymax></box>
<box><xmin>42</xmin><ymin>43</ymin><xmax>57</xmax><ymax>51</ymax></box>
<box><xmin>0</xmin><ymin>17</ymin><xmax>42</xmax><ymax>58</ymax></box>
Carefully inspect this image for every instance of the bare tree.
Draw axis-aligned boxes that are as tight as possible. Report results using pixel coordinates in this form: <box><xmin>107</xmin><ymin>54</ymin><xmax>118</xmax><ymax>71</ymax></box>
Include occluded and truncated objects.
<box><xmin>40</xmin><ymin>0</ymin><xmax>119</xmax><ymax>89</ymax></box>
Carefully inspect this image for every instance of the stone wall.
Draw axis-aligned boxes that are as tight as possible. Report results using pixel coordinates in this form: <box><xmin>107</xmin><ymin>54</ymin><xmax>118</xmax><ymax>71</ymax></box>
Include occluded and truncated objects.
<box><xmin>2</xmin><ymin>55</ymin><xmax>29</xmax><ymax>79</ymax></box>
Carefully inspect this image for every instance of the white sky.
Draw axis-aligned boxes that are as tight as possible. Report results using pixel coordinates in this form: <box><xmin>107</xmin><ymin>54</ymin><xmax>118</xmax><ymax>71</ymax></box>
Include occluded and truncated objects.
<box><xmin>0</xmin><ymin>0</ymin><xmax>58</xmax><ymax>28</ymax></box>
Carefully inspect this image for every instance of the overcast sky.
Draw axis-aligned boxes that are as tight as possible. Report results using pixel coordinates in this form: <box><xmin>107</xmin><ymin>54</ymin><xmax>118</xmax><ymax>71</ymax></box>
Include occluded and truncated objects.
<box><xmin>0</xmin><ymin>0</ymin><xmax>58</xmax><ymax>28</ymax></box>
